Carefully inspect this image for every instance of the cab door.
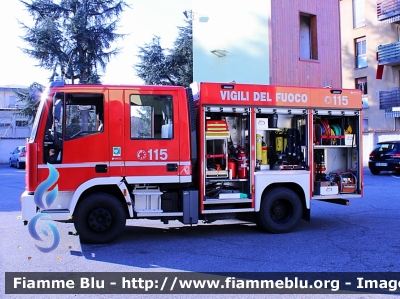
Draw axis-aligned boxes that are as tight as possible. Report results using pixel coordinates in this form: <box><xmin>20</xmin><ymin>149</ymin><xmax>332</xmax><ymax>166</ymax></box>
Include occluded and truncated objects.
<box><xmin>123</xmin><ymin>89</ymin><xmax>181</xmax><ymax>183</ymax></box>
<box><xmin>38</xmin><ymin>90</ymin><xmax>109</xmax><ymax>191</ymax></box>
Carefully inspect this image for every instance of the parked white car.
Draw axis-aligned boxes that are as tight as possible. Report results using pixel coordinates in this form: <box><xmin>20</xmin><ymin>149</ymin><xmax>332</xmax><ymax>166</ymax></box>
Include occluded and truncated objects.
<box><xmin>9</xmin><ymin>146</ymin><xmax>26</xmax><ymax>169</ymax></box>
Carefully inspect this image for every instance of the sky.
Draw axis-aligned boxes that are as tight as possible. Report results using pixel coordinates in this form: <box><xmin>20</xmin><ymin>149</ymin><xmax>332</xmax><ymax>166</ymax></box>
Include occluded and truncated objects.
<box><xmin>0</xmin><ymin>0</ymin><xmax>192</xmax><ymax>87</ymax></box>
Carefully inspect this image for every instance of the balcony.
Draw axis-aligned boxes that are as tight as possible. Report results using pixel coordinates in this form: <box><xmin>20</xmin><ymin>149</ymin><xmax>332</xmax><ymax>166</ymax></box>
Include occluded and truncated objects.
<box><xmin>377</xmin><ymin>1</ymin><xmax>400</xmax><ymax>22</ymax></box>
<box><xmin>379</xmin><ymin>88</ymin><xmax>400</xmax><ymax>110</ymax></box>
<box><xmin>377</xmin><ymin>41</ymin><xmax>400</xmax><ymax>66</ymax></box>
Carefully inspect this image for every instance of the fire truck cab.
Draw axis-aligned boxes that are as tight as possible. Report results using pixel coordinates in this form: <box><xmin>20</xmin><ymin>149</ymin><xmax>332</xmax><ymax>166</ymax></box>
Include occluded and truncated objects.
<box><xmin>21</xmin><ymin>80</ymin><xmax>363</xmax><ymax>244</ymax></box>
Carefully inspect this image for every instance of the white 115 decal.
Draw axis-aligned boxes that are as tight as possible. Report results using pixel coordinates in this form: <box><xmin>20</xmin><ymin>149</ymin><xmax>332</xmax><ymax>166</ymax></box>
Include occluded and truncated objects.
<box><xmin>137</xmin><ymin>149</ymin><xmax>168</xmax><ymax>160</ymax></box>
<box><xmin>324</xmin><ymin>95</ymin><xmax>348</xmax><ymax>106</ymax></box>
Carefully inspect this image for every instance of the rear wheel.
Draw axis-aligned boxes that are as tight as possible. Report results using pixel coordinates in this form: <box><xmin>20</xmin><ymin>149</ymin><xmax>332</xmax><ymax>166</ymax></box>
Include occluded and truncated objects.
<box><xmin>256</xmin><ymin>187</ymin><xmax>302</xmax><ymax>233</ymax></box>
<box><xmin>370</xmin><ymin>168</ymin><xmax>380</xmax><ymax>175</ymax></box>
<box><xmin>74</xmin><ymin>193</ymin><xmax>126</xmax><ymax>244</ymax></box>
<box><xmin>16</xmin><ymin>160</ymin><xmax>22</xmax><ymax>169</ymax></box>
<box><xmin>9</xmin><ymin>159</ymin><xmax>13</xmax><ymax>167</ymax></box>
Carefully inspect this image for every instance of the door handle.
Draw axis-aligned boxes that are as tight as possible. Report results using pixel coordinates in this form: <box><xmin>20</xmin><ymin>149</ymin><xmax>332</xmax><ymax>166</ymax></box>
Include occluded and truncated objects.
<box><xmin>95</xmin><ymin>164</ymin><xmax>108</xmax><ymax>173</ymax></box>
<box><xmin>166</xmin><ymin>163</ymin><xmax>178</xmax><ymax>172</ymax></box>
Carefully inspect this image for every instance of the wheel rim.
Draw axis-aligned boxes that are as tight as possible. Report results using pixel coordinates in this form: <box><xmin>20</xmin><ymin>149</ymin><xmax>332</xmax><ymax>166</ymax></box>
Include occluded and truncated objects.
<box><xmin>87</xmin><ymin>207</ymin><xmax>113</xmax><ymax>232</ymax></box>
<box><xmin>270</xmin><ymin>199</ymin><xmax>293</xmax><ymax>223</ymax></box>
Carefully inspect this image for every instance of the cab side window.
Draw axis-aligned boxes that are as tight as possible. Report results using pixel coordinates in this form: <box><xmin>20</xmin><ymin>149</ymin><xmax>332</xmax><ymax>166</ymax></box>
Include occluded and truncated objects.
<box><xmin>42</xmin><ymin>92</ymin><xmax>104</xmax><ymax>164</ymax></box>
<box><xmin>130</xmin><ymin>94</ymin><xmax>173</xmax><ymax>139</ymax></box>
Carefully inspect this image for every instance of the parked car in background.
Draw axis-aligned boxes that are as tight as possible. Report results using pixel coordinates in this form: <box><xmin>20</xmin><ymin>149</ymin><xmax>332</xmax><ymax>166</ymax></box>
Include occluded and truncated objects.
<box><xmin>368</xmin><ymin>141</ymin><xmax>400</xmax><ymax>175</ymax></box>
<box><xmin>9</xmin><ymin>146</ymin><xmax>26</xmax><ymax>169</ymax></box>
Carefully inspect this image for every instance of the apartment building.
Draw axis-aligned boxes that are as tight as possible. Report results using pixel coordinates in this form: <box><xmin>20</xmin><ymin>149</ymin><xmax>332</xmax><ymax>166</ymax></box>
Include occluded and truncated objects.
<box><xmin>340</xmin><ymin>0</ymin><xmax>400</xmax><ymax>131</ymax></box>
<box><xmin>0</xmin><ymin>85</ymin><xmax>30</xmax><ymax>138</ymax></box>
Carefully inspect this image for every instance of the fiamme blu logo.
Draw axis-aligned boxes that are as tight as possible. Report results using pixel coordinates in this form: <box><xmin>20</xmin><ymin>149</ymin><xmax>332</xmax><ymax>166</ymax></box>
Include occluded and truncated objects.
<box><xmin>28</xmin><ymin>163</ymin><xmax>61</xmax><ymax>253</ymax></box>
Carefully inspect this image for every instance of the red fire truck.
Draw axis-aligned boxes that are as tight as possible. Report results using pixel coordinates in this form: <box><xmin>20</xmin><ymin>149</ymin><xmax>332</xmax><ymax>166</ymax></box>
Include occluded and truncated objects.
<box><xmin>21</xmin><ymin>80</ymin><xmax>363</xmax><ymax>243</ymax></box>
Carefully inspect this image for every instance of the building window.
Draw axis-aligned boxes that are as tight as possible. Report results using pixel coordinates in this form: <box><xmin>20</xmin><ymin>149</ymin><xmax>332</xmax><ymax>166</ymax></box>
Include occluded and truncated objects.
<box><xmin>300</xmin><ymin>13</ymin><xmax>318</xmax><ymax>60</ymax></box>
<box><xmin>363</xmin><ymin>118</ymin><xmax>368</xmax><ymax>130</ymax></box>
<box><xmin>397</xmin><ymin>26</ymin><xmax>400</xmax><ymax>41</ymax></box>
<box><xmin>399</xmin><ymin>71</ymin><xmax>400</xmax><ymax>86</ymax></box>
<box><xmin>355</xmin><ymin>37</ymin><xmax>367</xmax><ymax>68</ymax></box>
<box><xmin>353</xmin><ymin>0</ymin><xmax>366</xmax><ymax>28</ymax></box>
<box><xmin>0</xmin><ymin>122</ymin><xmax>11</xmax><ymax>127</ymax></box>
<box><xmin>8</xmin><ymin>96</ymin><xmax>16</xmax><ymax>108</ymax></box>
<box><xmin>16</xmin><ymin>120</ymin><xmax>28</xmax><ymax>127</ymax></box>
<box><xmin>355</xmin><ymin>77</ymin><xmax>367</xmax><ymax>94</ymax></box>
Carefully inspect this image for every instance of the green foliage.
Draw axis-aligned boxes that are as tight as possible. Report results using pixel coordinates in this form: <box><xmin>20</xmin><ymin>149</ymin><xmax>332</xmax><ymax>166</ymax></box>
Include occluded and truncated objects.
<box><xmin>134</xmin><ymin>18</ymin><xmax>193</xmax><ymax>87</ymax></box>
<box><xmin>134</xmin><ymin>106</ymin><xmax>152</xmax><ymax>138</ymax></box>
<box><xmin>19</xmin><ymin>0</ymin><xmax>129</xmax><ymax>84</ymax></box>
<box><xmin>13</xmin><ymin>82</ymin><xmax>45</xmax><ymax>125</ymax></box>
<box><xmin>168</xmin><ymin>19</ymin><xmax>193</xmax><ymax>87</ymax></box>
<box><xmin>135</xmin><ymin>36</ymin><xmax>171</xmax><ymax>85</ymax></box>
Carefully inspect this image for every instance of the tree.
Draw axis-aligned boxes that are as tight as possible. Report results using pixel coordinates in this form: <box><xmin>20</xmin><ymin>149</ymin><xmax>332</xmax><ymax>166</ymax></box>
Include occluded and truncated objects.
<box><xmin>135</xmin><ymin>36</ymin><xmax>171</xmax><ymax>85</ymax></box>
<box><xmin>19</xmin><ymin>0</ymin><xmax>129</xmax><ymax>84</ymax></box>
<box><xmin>14</xmin><ymin>82</ymin><xmax>45</xmax><ymax>124</ymax></box>
<box><xmin>167</xmin><ymin>18</ymin><xmax>193</xmax><ymax>87</ymax></box>
<box><xmin>134</xmin><ymin>18</ymin><xmax>193</xmax><ymax>86</ymax></box>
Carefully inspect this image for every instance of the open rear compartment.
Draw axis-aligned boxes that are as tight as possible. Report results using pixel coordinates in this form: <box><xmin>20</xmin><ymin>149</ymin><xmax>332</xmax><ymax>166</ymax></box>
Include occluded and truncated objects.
<box><xmin>312</xmin><ymin>109</ymin><xmax>362</xmax><ymax>202</ymax></box>
<box><xmin>255</xmin><ymin>108</ymin><xmax>309</xmax><ymax>171</ymax></box>
<box><xmin>201</xmin><ymin>106</ymin><xmax>254</xmax><ymax>216</ymax></box>
<box><xmin>199</xmin><ymin>105</ymin><xmax>312</xmax><ymax>216</ymax></box>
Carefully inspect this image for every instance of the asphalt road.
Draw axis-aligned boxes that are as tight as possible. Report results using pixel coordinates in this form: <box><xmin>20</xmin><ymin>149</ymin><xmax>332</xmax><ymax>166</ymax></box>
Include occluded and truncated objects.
<box><xmin>0</xmin><ymin>164</ymin><xmax>399</xmax><ymax>299</ymax></box>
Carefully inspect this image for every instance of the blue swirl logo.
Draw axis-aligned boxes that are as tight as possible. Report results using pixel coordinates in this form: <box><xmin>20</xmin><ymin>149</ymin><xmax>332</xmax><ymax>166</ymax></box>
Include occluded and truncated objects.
<box><xmin>28</xmin><ymin>163</ymin><xmax>61</xmax><ymax>253</ymax></box>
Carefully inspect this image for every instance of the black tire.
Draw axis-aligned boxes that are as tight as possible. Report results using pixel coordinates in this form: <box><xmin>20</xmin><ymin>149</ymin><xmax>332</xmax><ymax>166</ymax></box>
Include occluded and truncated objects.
<box><xmin>9</xmin><ymin>159</ymin><xmax>13</xmax><ymax>167</ymax></box>
<box><xmin>256</xmin><ymin>187</ymin><xmax>302</xmax><ymax>233</ymax></box>
<box><xmin>74</xmin><ymin>193</ymin><xmax>126</xmax><ymax>244</ymax></box>
<box><xmin>370</xmin><ymin>168</ymin><xmax>380</xmax><ymax>175</ymax></box>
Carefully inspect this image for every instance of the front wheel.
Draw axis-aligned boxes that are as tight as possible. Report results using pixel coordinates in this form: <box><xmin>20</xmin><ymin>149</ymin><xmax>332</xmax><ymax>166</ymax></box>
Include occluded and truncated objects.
<box><xmin>74</xmin><ymin>193</ymin><xmax>126</xmax><ymax>244</ymax></box>
<box><xmin>256</xmin><ymin>187</ymin><xmax>302</xmax><ymax>233</ymax></box>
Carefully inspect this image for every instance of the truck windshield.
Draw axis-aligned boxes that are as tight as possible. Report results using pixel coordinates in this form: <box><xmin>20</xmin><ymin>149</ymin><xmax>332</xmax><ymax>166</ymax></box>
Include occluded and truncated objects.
<box><xmin>29</xmin><ymin>87</ymin><xmax>49</xmax><ymax>143</ymax></box>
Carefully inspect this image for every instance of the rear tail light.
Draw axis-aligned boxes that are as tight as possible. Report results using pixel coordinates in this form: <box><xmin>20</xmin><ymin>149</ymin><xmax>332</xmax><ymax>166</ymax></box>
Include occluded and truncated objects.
<box><xmin>390</xmin><ymin>153</ymin><xmax>400</xmax><ymax>159</ymax></box>
<box><xmin>20</xmin><ymin>152</ymin><xmax>26</xmax><ymax>157</ymax></box>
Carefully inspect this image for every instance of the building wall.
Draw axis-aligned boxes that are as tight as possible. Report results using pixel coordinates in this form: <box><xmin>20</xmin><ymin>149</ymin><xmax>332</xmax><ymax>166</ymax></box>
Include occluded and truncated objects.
<box><xmin>192</xmin><ymin>0</ymin><xmax>384</xmax><ymax>166</ymax></box>
<box><xmin>0</xmin><ymin>85</ymin><xmax>27</xmax><ymax>108</ymax></box>
<box><xmin>0</xmin><ymin>85</ymin><xmax>32</xmax><ymax>149</ymax></box>
<box><xmin>0</xmin><ymin>109</ymin><xmax>31</xmax><ymax>138</ymax></box>
<box><xmin>193</xmin><ymin>0</ymin><xmax>342</xmax><ymax>88</ymax></box>
<box><xmin>0</xmin><ymin>87</ymin><xmax>16</xmax><ymax>108</ymax></box>
<box><xmin>193</xmin><ymin>0</ymin><xmax>271</xmax><ymax>84</ymax></box>
<box><xmin>340</xmin><ymin>0</ymin><xmax>400</xmax><ymax>131</ymax></box>
<box><xmin>270</xmin><ymin>0</ymin><xmax>342</xmax><ymax>87</ymax></box>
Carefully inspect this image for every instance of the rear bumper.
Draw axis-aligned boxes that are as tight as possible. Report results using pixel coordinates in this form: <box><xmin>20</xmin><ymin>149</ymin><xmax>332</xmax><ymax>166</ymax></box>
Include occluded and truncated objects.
<box><xmin>21</xmin><ymin>191</ymin><xmax>37</xmax><ymax>222</ymax></box>
<box><xmin>368</xmin><ymin>161</ymin><xmax>400</xmax><ymax>171</ymax></box>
